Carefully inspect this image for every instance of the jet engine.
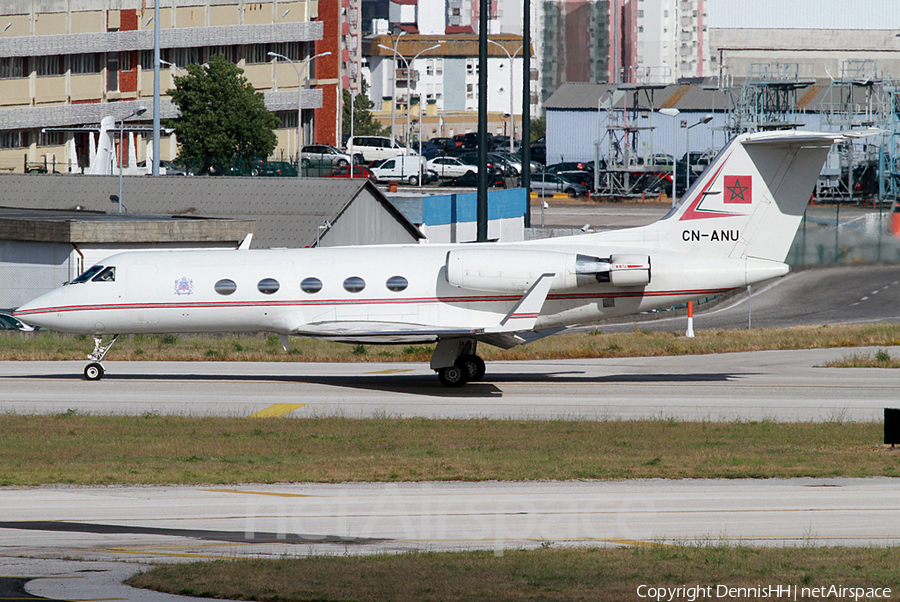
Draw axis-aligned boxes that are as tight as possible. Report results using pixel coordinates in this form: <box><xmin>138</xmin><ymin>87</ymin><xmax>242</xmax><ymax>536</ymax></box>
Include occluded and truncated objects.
<box><xmin>445</xmin><ymin>249</ymin><xmax>650</xmax><ymax>293</ymax></box>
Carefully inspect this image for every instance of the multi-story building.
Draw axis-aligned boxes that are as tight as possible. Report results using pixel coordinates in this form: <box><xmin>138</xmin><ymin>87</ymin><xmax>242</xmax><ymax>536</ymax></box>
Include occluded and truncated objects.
<box><xmin>366</xmin><ymin>33</ymin><xmax>533</xmax><ymax>140</ymax></box>
<box><xmin>630</xmin><ymin>0</ymin><xmax>710</xmax><ymax>85</ymax></box>
<box><xmin>0</xmin><ymin>0</ymin><xmax>346</xmax><ymax>174</ymax></box>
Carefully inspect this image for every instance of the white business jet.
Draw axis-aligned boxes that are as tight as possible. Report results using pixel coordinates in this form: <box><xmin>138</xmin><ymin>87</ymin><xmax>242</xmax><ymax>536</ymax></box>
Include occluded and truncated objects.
<box><xmin>14</xmin><ymin>130</ymin><xmax>858</xmax><ymax>386</ymax></box>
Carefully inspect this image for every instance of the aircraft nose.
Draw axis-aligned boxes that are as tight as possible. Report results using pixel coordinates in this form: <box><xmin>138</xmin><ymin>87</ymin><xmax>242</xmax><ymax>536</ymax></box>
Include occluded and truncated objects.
<box><xmin>13</xmin><ymin>288</ymin><xmax>64</xmax><ymax>329</ymax></box>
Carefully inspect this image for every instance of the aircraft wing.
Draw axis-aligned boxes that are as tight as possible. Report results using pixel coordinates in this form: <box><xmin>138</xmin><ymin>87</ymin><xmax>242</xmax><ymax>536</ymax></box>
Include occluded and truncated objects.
<box><xmin>292</xmin><ymin>273</ymin><xmax>560</xmax><ymax>347</ymax></box>
<box><xmin>293</xmin><ymin>321</ymin><xmax>485</xmax><ymax>344</ymax></box>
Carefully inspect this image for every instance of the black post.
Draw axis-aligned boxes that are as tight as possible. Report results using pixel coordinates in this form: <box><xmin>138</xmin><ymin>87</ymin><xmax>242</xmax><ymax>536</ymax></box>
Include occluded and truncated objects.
<box><xmin>476</xmin><ymin>0</ymin><xmax>489</xmax><ymax>242</ymax></box>
<box><xmin>522</xmin><ymin>0</ymin><xmax>531</xmax><ymax>228</ymax></box>
<box><xmin>885</xmin><ymin>408</ymin><xmax>900</xmax><ymax>447</ymax></box>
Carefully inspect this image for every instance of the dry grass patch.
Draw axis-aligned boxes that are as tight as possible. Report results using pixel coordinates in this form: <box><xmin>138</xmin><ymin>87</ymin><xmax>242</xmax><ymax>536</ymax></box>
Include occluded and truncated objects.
<box><xmin>128</xmin><ymin>545</ymin><xmax>900</xmax><ymax>602</ymax></box>
<box><xmin>1</xmin><ymin>416</ymin><xmax>897</xmax><ymax>486</ymax></box>
<box><xmin>2</xmin><ymin>323</ymin><xmax>900</xmax><ymax>364</ymax></box>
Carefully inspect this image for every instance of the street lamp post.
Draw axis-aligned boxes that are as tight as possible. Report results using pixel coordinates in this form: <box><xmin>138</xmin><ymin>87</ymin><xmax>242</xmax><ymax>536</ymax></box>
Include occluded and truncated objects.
<box><xmin>487</xmin><ymin>39</ymin><xmax>523</xmax><ymax>154</ymax></box>
<box><xmin>658</xmin><ymin>108</ymin><xmax>680</xmax><ymax>206</ymax></box>
<box><xmin>115</xmin><ymin>105</ymin><xmax>147</xmax><ymax>213</ymax></box>
<box><xmin>377</xmin><ymin>42</ymin><xmax>441</xmax><ymax>155</ymax></box>
<box><xmin>682</xmin><ymin>114</ymin><xmax>714</xmax><ymax>189</ymax></box>
<box><xmin>268</xmin><ymin>50</ymin><xmax>332</xmax><ymax>176</ymax></box>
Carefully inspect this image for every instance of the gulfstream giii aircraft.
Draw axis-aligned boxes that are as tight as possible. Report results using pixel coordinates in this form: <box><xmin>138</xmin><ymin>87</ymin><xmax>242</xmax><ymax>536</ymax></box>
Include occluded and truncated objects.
<box><xmin>14</xmin><ymin>130</ymin><xmax>856</xmax><ymax>386</ymax></box>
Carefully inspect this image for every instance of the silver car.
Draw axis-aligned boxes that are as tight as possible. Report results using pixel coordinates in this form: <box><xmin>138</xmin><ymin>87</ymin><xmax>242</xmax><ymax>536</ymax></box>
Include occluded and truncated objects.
<box><xmin>300</xmin><ymin>145</ymin><xmax>353</xmax><ymax>169</ymax></box>
<box><xmin>529</xmin><ymin>172</ymin><xmax>588</xmax><ymax>197</ymax></box>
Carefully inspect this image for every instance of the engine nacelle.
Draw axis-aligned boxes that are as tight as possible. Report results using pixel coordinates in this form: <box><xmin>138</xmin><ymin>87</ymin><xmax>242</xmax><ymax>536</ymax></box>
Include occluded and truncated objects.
<box><xmin>607</xmin><ymin>254</ymin><xmax>651</xmax><ymax>286</ymax></box>
<box><xmin>445</xmin><ymin>249</ymin><xmax>650</xmax><ymax>293</ymax></box>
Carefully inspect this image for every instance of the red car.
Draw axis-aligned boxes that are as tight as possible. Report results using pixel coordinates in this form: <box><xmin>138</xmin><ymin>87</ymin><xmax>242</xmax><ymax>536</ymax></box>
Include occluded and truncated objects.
<box><xmin>327</xmin><ymin>165</ymin><xmax>376</xmax><ymax>181</ymax></box>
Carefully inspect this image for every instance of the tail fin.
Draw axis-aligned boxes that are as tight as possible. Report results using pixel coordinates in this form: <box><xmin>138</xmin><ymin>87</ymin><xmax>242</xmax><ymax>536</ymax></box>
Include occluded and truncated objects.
<box><xmin>89</xmin><ymin>116</ymin><xmax>117</xmax><ymax>175</ymax></box>
<box><xmin>656</xmin><ymin>130</ymin><xmax>845</xmax><ymax>263</ymax></box>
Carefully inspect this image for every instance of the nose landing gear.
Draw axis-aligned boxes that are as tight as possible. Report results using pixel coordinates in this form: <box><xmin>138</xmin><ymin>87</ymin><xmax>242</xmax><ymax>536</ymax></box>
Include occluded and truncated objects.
<box><xmin>84</xmin><ymin>335</ymin><xmax>119</xmax><ymax>381</ymax></box>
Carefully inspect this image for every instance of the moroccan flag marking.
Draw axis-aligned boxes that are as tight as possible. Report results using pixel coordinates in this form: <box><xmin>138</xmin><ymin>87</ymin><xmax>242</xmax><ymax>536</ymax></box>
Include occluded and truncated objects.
<box><xmin>724</xmin><ymin>175</ymin><xmax>752</xmax><ymax>204</ymax></box>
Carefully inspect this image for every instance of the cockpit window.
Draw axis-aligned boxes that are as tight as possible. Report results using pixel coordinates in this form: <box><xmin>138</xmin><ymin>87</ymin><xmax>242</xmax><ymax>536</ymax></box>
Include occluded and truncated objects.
<box><xmin>70</xmin><ymin>265</ymin><xmax>105</xmax><ymax>284</ymax></box>
<box><xmin>92</xmin><ymin>267</ymin><xmax>116</xmax><ymax>282</ymax></box>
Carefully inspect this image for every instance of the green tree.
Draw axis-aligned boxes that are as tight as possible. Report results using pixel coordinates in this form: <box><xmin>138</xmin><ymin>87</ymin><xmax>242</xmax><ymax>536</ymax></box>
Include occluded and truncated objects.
<box><xmin>342</xmin><ymin>78</ymin><xmax>388</xmax><ymax>138</ymax></box>
<box><xmin>530</xmin><ymin>116</ymin><xmax>546</xmax><ymax>142</ymax></box>
<box><xmin>166</xmin><ymin>54</ymin><xmax>279</xmax><ymax>172</ymax></box>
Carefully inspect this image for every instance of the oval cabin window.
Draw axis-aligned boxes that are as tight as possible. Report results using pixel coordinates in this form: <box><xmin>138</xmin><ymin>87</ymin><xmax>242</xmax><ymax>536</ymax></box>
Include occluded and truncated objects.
<box><xmin>257</xmin><ymin>278</ymin><xmax>280</xmax><ymax>295</ymax></box>
<box><xmin>343</xmin><ymin>276</ymin><xmax>366</xmax><ymax>293</ymax></box>
<box><xmin>301</xmin><ymin>277</ymin><xmax>323</xmax><ymax>294</ymax></box>
<box><xmin>214</xmin><ymin>279</ymin><xmax>237</xmax><ymax>295</ymax></box>
<box><xmin>386</xmin><ymin>275</ymin><xmax>408</xmax><ymax>292</ymax></box>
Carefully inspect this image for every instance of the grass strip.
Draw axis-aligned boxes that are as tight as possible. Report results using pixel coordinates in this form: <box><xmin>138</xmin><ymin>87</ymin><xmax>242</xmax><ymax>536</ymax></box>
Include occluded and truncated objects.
<box><xmin>127</xmin><ymin>546</ymin><xmax>900</xmax><ymax>602</ymax></box>
<box><xmin>1</xmin><ymin>416</ymin><xmax>897</xmax><ymax>486</ymax></box>
<box><xmin>1</xmin><ymin>323</ymin><xmax>900</xmax><ymax>363</ymax></box>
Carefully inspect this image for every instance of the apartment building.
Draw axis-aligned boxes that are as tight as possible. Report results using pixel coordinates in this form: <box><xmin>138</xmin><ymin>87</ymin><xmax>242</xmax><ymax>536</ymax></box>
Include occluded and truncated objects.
<box><xmin>366</xmin><ymin>33</ymin><xmax>533</xmax><ymax>140</ymax></box>
<box><xmin>0</xmin><ymin>0</ymin><xmax>345</xmax><ymax>174</ymax></box>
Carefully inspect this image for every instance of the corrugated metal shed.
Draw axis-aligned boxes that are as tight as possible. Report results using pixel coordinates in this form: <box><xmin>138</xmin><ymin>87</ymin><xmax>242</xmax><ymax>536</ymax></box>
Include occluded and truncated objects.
<box><xmin>0</xmin><ymin>176</ymin><xmax>423</xmax><ymax>249</ymax></box>
<box><xmin>709</xmin><ymin>0</ymin><xmax>900</xmax><ymax>30</ymax></box>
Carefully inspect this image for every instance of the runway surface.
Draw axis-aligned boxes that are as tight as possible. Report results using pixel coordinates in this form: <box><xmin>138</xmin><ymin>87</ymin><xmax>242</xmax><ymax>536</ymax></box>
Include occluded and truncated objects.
<box><xmin>3</xmin><ymin>479</ymin><xmax>899</xmax><ymax>601</ymax></box>
<box><xmin>0</xmin><ymin>345</ymin><xmax>898</xmax><ymax>421</ymax></box>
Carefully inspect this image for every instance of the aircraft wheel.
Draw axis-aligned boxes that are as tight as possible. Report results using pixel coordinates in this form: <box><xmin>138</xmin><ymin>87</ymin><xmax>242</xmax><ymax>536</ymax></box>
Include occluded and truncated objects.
<box><xmin>437</xmin><ymin>365</ymin><xmax>467</xmax><ymax>388</ymax></box>
<box><xmin>456</xmin><ymin>354</ymin><xmax>486</xmax><ymax>382</ymax></box>
<box><xmin>84</xmin><ymin>362</ymin><xmax>104</xmax><ymax>381</ymax></box>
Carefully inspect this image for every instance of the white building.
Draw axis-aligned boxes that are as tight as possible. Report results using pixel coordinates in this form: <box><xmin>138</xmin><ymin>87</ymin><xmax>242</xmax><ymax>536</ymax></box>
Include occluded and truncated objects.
<box><xmin>634</xmin><ymin>0</ymin><xmax>711</xmax><ymax>84</ymax></box>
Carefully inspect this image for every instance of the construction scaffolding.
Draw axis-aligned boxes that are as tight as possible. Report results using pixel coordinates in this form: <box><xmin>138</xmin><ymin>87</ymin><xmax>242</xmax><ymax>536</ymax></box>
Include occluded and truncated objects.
<box><xmin>594</xmin><ymin>84</ymin><xmax>671</xmax><ymax>198</ymax></box>
<box><xmin>816</xmin><ymin>60</ymin><xmax>895</xmax><ymax>206</ymax></box>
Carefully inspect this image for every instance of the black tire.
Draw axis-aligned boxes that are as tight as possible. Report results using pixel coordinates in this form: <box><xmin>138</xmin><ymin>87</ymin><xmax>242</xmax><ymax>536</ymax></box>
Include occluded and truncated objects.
<box><xmin>337</xmin><ymin>159</ymin><xmax>349</xmax><ymax>167</ymax></box>
<box><xmin>437</xmin><ymin>365</ymin><xmax>467</xmax><ymax>388</ymax></box>
<box><xmin>408</xmin><ymin>175</ymin><xmax>419</xmax><ymax>186</ymax></box>
<box><xmin>84</xmin><ymin>362</ymin><xmax>104</xmax><ymax>381</ymax></box>
<box><xmin>456</xmin><ymin>354</ymin><xmax>486</xmax><ymax>382</ymax></box>
<box><xmin>301</xmin><ymin>158</ymin><xmax>311</xmax><ymax>168</ymax></box>
<box><xmin>565</xmin><ymin>188</ymin><xmax>577</xmax><ymax>196</ymax></box>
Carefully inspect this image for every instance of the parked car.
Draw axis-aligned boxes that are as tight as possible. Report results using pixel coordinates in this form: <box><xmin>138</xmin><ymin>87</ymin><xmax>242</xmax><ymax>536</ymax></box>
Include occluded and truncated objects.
<box><xmin>545</xmin><ymin>161</ymin><xmax>596</xmax><ymax>174</ymax></box>
<box><xmin>454</xmin><ymin>152</ymin><xmax>508</xmax><ymax>177</ymax></box>
<box><xmin>529</xmin><ymin>172</ymin><xmax>588</xmax><ymax>197</ymax></box>
<box><xmin>300</xmin><ymin>145</ymin><xmax>353</xmax><ymax>169</ymax></box>
<box><xmin>326</xmin><ymin>165</ymin><xmax>376</xmax><ymax>181</ymax></box>
<box><xmin>258</xmin><ymin>160</ymin><xmax>298</xmax><ymax>177</ymax></box>
<box><xmin>452</xmin><ymin>133</ymin><xmax>478</xmax><ymax>150</ymax></box>
<box><xmin>427</xmin><ymin>156</ymin><xmax>477</xmax><ymax>179</ymax></box>
<box><xmin>137</xmin><ymin>160</ymin><xmax>192</xmax><ymax>175</ymax></box>
<box><xmin>557</xmin><ymin>170</ymin><xmax>593</xmax><ymax>189</ymax></box>
<box><xmin>414</xmin><ymin>140</ymin><xmax>439</xmax><ymax>160</ymax></box>
<box><xmin>445</xmin><ymin>170</ymin><xmax>505</xmax><ymax>188</ymax></box>
<box><xmin>345</xmin><ymin>136</ymin><xmax>412</xmax><ymax>164</ymax></box>
<box><xmin>0</xmin><ymin>312</ymin><xmax>36</xmax><ymax>331</ymax></box>
<box><xmin>430</xmin><ymin>137</ymin><xmax>457</xmax><ymax>154</ymax></box>
<box><xmin>369</xmin><ymin>155</ymin><xmax>426</xmax><ymax>185</ymax></box>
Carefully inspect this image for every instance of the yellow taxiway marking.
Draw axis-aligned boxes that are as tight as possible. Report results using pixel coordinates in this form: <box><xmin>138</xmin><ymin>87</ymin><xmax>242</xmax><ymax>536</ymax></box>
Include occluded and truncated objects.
<box><xmin>201</xmin><ymin>488</ymin><xmax>316</xmax><ymax>498</ymax></box>
<box><xmin>249</xmin><ymin>403</ymin><xmax>306</xmax><ymax>418</ymax></box>
<box><xmin>364</xmin><ymin>368</ymin><xmax>415</xmax><ymax>374</ymax></box>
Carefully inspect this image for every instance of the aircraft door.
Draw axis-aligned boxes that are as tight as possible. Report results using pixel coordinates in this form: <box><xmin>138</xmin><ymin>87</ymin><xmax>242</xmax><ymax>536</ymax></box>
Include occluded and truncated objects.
<box><xmin>126</xmin><ymin>265</ymin><xmax>158</xmax><ymax>326</ymax></box>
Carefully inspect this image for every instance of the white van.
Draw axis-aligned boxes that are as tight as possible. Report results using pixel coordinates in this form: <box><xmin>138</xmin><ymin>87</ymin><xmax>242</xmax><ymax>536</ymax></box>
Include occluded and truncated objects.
<box><xmin>345</xmin><ymin>136</ymin><xmax>414</xmax><ymax>164</ymax></box>
<box><xmin>370</xmin><ymin>156</ymin><xmax>426</xmax><ymax>185</ymax></box>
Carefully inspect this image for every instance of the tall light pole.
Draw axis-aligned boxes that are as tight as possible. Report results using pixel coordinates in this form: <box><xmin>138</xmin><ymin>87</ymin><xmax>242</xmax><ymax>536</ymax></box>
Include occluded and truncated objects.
<box><xmin>377</xmin><ymin>42</ymin><xmax>441</xmax><ymax>154</ymax></box>
<box><xmin>658</xmin><ymin>108</ymin><xmax>680</xmax><ymax>206</ymax></box>
<box><xmin>115</xmin><ymin>105</ymin><xmax>147</xmax><ymax>213</ymax></box>
<box><xmin>380</xmin><ymin>31</ymin><xmax>406</xmax><ymax>148</ymax></box>
<box><xmin>487</xmin><ymin>39</ymin><xmax>523</xmax><ymax>154</ymax></box>
<box><xmin>268</xmin><ymin>49</ymin><xmax>332</xmax><ymax>176</ymax></box>
<box><xmin>682</xmin><ymin>114</ymin><xmax>713</xmax><ymax>189</ymax></box>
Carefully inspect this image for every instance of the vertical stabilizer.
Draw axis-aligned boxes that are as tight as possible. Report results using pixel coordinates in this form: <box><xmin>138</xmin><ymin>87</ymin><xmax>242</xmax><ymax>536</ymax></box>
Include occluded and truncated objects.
<box><xmin>656</xmin><ymin>131</ymin><xmax>843</xmax><ymax>263</ymax></box>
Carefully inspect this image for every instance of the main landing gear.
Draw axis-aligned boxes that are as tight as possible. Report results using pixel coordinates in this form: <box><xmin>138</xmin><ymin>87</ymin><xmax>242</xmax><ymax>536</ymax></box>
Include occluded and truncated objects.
<box><xmin>84</xmin><ymin>335</ymin><xmax>118</xmax><ymax>381</ymax></box>
<box><xmin>432</xmin><ymin>339</ymin><xmax>486</xmax><ymax>388</ymax></box>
